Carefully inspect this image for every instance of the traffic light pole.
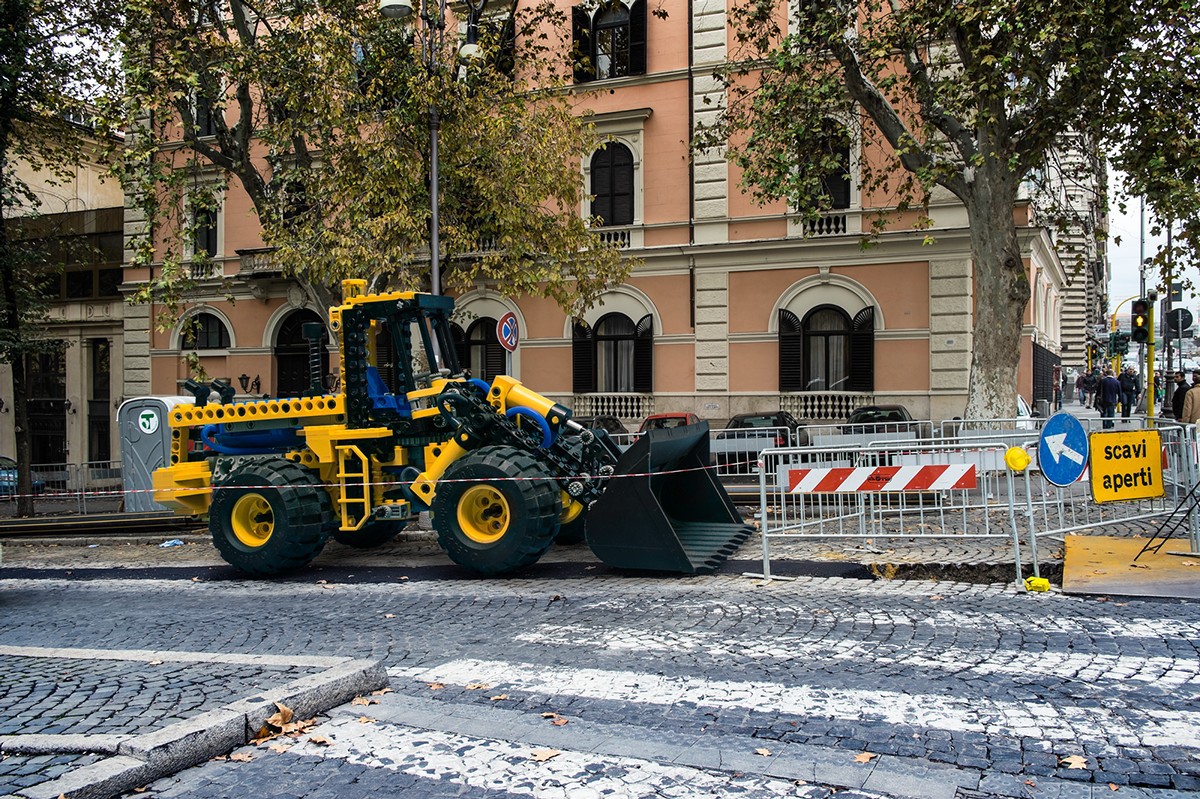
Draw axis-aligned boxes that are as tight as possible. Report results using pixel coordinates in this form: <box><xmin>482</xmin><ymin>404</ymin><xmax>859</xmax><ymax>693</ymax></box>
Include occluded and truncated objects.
<box><xmin>1147</xmin><ymin>290</ymin><xmax>1157</xmax><ymax>418</ymax></box>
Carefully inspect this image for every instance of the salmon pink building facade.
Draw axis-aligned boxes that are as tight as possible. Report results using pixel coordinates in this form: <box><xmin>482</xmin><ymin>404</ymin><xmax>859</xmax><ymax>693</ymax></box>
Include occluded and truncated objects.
<box><xmin>122</xmin><ymin>0</ymin><xmax>1085</xmax><ymax>427</ymax></box>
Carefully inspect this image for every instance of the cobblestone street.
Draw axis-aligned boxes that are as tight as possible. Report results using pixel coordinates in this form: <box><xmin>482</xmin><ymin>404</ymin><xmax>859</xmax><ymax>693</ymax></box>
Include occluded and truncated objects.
<box><xmin>1</xmin><ymin>535</ymin><xmax>1198</xmax><ymax>798</ymax></box>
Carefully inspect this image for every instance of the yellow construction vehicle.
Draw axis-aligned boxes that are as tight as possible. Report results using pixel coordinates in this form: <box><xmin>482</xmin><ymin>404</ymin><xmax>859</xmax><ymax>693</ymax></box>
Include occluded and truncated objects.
<box><xmin>151</xmin><ymin>280</ymin><xmax>750</xmax><ymax>576</ymax></box>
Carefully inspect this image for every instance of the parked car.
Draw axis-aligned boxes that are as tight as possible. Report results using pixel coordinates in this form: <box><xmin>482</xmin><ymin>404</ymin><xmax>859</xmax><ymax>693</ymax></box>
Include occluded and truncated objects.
<box><xmin>843</xmin><ymin>404</ymin><xmax>919</xmax><ymax>435</ymax></box>
<box><xmin>717</xmin><ymin>411</ymin><xmax>806</xmax><ymax>447</ymax></box>
<box><xmin>574</xmin><ymin>414</ymin><xmax>629</xmax><ymax>435</ymax></box>
<box><xmin>639</xmin><ymin>412</ymin><xmax>700</xmax><ymax>432</ymax></box>
<box><xmin>0</xmin><ymin>456</ymin><xmax>46</xmax><ymax>499</ymax></box>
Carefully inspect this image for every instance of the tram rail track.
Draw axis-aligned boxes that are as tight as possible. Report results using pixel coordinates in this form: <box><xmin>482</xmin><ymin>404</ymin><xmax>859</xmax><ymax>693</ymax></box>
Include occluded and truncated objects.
<box><xmin>0</xmin><ymin>511</ymin><xmax>205</xmax><ymax>539</ymax></box>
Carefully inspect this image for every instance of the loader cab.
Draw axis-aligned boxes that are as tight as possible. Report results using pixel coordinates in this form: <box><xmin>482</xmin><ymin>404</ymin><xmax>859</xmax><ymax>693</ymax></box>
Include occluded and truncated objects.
<box><xmin>334</xmin><ymin>289</ymin><xmax>463</xmax><ymax>428</ymax></box>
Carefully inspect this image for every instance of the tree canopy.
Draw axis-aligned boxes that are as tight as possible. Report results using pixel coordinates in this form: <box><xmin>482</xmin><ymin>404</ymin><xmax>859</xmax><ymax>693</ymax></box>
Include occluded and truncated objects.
<box><xmin>706</xmin><ymin>0</ymin><xmax>1200</xmax><ymax>417</ymax></box>
<box><xmin>114</xmin><ymin>0</ymin><xmax>629</xmax><ymax>321</ymax></box>
<box><xmin>1</xmin><ymin>0</ymin><xmax>121</xmax><ymax>514</ymax></box>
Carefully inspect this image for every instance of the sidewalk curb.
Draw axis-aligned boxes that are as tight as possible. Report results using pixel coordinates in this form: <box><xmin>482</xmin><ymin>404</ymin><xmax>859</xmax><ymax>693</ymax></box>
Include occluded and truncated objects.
<box><xmin>17</xmin><ymin>658</ymin><xmax>388</xmax><ymax>799</ymax></box>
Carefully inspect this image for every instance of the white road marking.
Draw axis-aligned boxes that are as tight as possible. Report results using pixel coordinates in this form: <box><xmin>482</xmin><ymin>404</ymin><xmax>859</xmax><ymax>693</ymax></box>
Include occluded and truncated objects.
<box><xmin>391</xmin><ymin>659</ymin><xmax>1200</xmax><ymax>749</ymax></box>
<box><xmin>288</xmin><ymin>718</ymin><xmax>828</xmax><ymax>798</ymax></box>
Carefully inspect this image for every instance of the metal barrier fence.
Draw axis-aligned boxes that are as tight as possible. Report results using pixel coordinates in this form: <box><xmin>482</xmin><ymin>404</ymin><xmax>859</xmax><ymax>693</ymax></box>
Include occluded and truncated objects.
<box><xmin>752</xmin><ymin>440</ymin><xmax>1023</xmax><ymax>582</ymax></box>
<box><xmin>752</xmin><ymin>416</ymin><xmax>1200</xmax><ymax>584</ymax></box>
<box><xmin>3</xmin><ymin>461</ymin><xmax>124</xmax><ymax>516</ymax></box>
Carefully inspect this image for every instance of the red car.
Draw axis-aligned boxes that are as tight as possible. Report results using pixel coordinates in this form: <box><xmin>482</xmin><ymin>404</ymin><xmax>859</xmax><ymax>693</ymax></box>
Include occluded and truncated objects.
<box><xmin>638</xmin><ymin>412</ymin><xmax>701</xmax><ymax>432</ymax></box>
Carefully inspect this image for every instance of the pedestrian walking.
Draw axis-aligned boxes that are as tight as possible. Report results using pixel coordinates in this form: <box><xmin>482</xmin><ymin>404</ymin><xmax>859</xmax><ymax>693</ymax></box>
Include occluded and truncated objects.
<box><xmin>1084</xmin><ymin>369</ymin><xmax>1100</xmax><ymax>409</ymax></box>
<box><xmin>1098</xmin><ymin>369</ymin><xmax>1122</xmax><ymax>429</ymax></box>
<box><xmin>1171</xmin><ymin>371</ymin><xmax>1189</xmax><ymax>419</ymax></box>
<box><xmin>1075</xmin><ymin>370</ymin><xmax>1088</xmax><ymax>405</ymax></box>
<box><xmin>1118</xmin><ymin>366</ymin><xmax>1140</xmax><ymax>419</ymax></box>
<box><xmin>1181</xmin><ymin>372</ymin><xmax>1200</xmax><ymax>425</ymax></box>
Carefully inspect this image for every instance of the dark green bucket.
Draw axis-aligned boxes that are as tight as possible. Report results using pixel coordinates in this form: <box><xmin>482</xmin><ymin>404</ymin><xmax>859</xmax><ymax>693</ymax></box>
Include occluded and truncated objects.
<box><xmin>586</xmin><ymin>421</ymin><xmax>753</xmax><ymax>573</ymax></box>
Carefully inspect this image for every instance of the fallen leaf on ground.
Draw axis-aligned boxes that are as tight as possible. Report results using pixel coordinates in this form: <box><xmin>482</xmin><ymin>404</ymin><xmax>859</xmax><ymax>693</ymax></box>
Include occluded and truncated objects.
<box><xmin>425</xmin><ymin>682</ymin><xmax>445</xmax><ymax>690</ymax></box>
<box><xmin>398</xmin><ymin>576</ymin><xmax>409</xmax><ymax>581</ymax></box>
<box><xmin>552</xmin><ymin>718</ymin><xmax>569</xmax><ymax>726</ymax></box>
<box><xmin>1024</xmin><ymin>779</ymin><xmax>1037</xmax><ymax>787</ymax></box>
<box><xmin>1060</xmin><ymin>755</ymin><xmax>1088</xmax><ymax>769</ymax></box>
<box><xmin>541</xmin><ymin>712</ymin><xmax>558</xmax><ymax>718</ymax></box>
<box><xmin>529</xmin><ymin>748</ymin><xmax>561</xmax><ymax>762</ymax></box>
<box><xmin>466</xmin><ymin>683</ymin><xmax>492</xmax><ymax>690</ymax></box>
<box><xmin>267</xmin><ymin>743</ymin><xmax>291</xmax><ymax>754</ymax></box>
<box><xmin>490</xmin><ymin>694</ymin><xmax>509</xmax><ymax>701</ymax></box>
<box><xmin>229</xmin><ymin>752</ymin><xmax>254</xmax><ymax>762</ymax></box>
<box><xmin>191</xmin><ymin>577</ymin><xmax>202</xmax><ymax>582</ymax></box>
<box><xmin>351</xmin><ymin>696</ymin><xmax>377</xmax><ymax>706</ymax></box>
<box><xmin>371</xmin><ymin>687</ymin><xmax>393</xmax><ymax>696</ymax></box>
<box><xmin>755</xmin><ymin>748</ymin><xmax>772</xmax><ymax>757</ymax></box>
<box><xmin>267</xmin><ymin>703</ymin><xmax>294</xmax><ymax>728</ymax></box>
<box><xmin>1109</xmin><ymin>784</ymin><xmax>1120</xmax><ymax>791</ymax></box>
<box><xmin>853</xmin><ymin>752</ymin><xmax>876</xmax><ymax>764</ymax></box>
<box><xmin>308</xmin><ymin>736</ymin><xmax>332</xmax><ymax>746</ymax></box>
<box><xmin>147</xmin><ymin>660</ymin><xmax>163</xmax><ymax>666</ymax></box>
<box><xmin>1129</xmin><ymin>564</ymin><xmax>1150</xmax><ymax>570</ymax></box>
<box><xmin>357</xmin><ymin>716</ymin><xmax>376</xmax><ymax>724</ymax></box>
<box><xmin>929</xmin><ymin>595</ymin><xmax>944</xmax><ymax>601</ymax></box>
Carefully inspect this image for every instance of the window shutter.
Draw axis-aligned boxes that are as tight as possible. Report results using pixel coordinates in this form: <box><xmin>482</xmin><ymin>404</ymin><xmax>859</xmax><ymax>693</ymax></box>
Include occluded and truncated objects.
<box><xmin>629</xmin><ymin>0</ymin><xmax>647</xmax><ymax>75</ymax></box>
<box><xmin>572</xmin><ymin>6</ymin><xmax>595</xmax><ymax>83</ymax></box>
<box><xmin>485</xmin><ymin>329</ymin><xmax>506</xmax><ymax>379</ymax></box>
<box><xmin>612</xmin><ymin>145</ymin><xmax>634</xmax><ymax>225</ymax></box>
<box><xmin>572</xmin><ymin>320</ymin><xmax>595</xmax><ymax>393</ymax></box>
<box><xmin>633</xmin><ymin>314</ymin><xmax>653</xmax><ymax>393</ymax></box>
<box><xmin>590</xmin><ymin>149</ymin><xmax>611</xmax><ymax>225</ymax></box>
<box><xmin>450</xmin><ymin>324</ymin><xmax>468</xmax><ymax>375</ymax></box>
<box><xmin>779</xmin><ymin>309</ymin><xmax>804</xmax><ymax>391</ymax></box>
<box><xmin>848</xmin><ymin>306</ymin><xmax>875</xmax><ymax>392</ymax></box>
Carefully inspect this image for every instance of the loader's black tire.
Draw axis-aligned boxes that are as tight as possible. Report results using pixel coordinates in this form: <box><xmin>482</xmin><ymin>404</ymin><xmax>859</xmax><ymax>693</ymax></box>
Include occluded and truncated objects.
<box><xmin>210</xmin><ymin>459</ymin><xmax>332</xmax><ymax>577</ymax></box>
<box><xmin>432</xmin><ymin>446</ymin><xmax>560</xmax><ymax>574</ymax></box>
<box><xmin>332</xmin><ymin>521</ymin><xmax>407</xmax><ymax>549</ymax></box>
<box><xmin>555</xmin><ymin>511</ymin><xmax>587</xmax><ymax>545</ymax></box>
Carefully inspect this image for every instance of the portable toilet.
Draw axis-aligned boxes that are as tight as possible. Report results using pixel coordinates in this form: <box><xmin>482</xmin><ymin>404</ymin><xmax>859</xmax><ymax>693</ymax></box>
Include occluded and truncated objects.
<box><xmin>118</xmin><ymin>396</ymin><xmax>193</xmax><ymax>513</ymax></box>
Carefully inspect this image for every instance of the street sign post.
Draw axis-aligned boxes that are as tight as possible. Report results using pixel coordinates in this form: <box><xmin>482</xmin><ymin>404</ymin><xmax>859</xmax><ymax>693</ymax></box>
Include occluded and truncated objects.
<box><xmin>497</xmin><ymin>311</ymin><xmax>519</xmax><ymax>375</ymax></box>
<box><xmin>1089</xmin><ymin>429</ymin><xmax>1164</xmax><ymax>503</ymax></box>
<box><xmin>497</xmin><ymin>312</ymin><xmax>519</xmax><ymax>353</ymax></box>
<box><xmin>1038</xmin><ymin>412</ymin><xmax>1089</xmax><ymax>487</ymax></box>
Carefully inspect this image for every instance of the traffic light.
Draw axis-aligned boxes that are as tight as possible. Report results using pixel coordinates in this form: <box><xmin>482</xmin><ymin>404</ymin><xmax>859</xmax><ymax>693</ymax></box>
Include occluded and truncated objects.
<box><xmin>1131</xmin><ymin>298</ymin><xmax>1151</xmax><ymax>343</ymax></box>
<box><xmin>1114</xmin><ymin>332</ymin><xmax>1130</xmax><ymax>355</ymax></box>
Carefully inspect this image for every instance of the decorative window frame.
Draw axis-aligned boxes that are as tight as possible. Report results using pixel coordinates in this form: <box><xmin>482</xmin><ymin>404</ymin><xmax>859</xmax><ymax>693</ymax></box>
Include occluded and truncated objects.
<box><xmin>173</xmin><ymin>305</ymin><xmax>236</xmax><ymax>353</ymax></box>
<box><xmin>581</xmin><ymin>107</ymin><xmax>651</xmax><ymax>250</ymax></box>
<box><xmin>786</xmin><ymin>115</ymin><xmax>863</xmax><ymax>239</ymax></box>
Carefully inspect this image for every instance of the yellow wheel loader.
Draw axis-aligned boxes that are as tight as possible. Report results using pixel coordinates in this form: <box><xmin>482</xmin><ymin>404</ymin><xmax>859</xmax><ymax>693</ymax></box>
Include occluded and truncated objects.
<box><xmin>151</xmin><ymin>280</ymin><xmax>751</xmax><ymax>576</ymax></box>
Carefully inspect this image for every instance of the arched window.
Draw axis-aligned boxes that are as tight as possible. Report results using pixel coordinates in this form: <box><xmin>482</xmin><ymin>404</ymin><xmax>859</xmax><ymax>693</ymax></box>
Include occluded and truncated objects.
<box><xmin>274</xmin><ymin>309</ymin><xmax>328</xmax><ymax>397</ymax></box>
<box><xmin>572</xmin><ymin>1</ymin><xmax>646</xmax><ymax>83</ymax></box>
<box><xmin>573</xmin><ymin>312</ymin><xmax>653</xmax><ymax>393</ymax></box>
<box><xmin>181</xmin><ymin>312</ymin><xmax>230</xmax><ymax>350</ymax></box>
<box><xmin>779</xmin><ymin>305</ymin><xmax>874</xmax><ymax>392</ymax></box>
<box><xmin>590</xmin><ymin>143</ymin><xmax>634</xmax><ymax>227</ymax></box>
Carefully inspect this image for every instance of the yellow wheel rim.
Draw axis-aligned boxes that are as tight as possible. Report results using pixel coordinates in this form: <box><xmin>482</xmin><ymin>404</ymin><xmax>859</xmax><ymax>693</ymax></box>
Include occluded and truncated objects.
<box><xmin>560</xmin><ymin>491</ymin><xmax>583</xmax><ymax>525</ymax></box>
<box><xmin>230</xmin><ymin>493</ymin><xmax>275</xmax><ymax>548</ymax></box>
<box><xmin>457</xmin><ymin>485</ymin><xmax>510</xmax><ymax>544</ymax></box>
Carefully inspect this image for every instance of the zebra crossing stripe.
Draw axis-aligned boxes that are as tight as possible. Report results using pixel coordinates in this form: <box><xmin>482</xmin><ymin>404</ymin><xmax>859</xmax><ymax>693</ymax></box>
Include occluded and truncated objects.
<box><xmin>787</xmin><ymin>464</ymin><xmax>976</xmax><ymax>493</ymax></box>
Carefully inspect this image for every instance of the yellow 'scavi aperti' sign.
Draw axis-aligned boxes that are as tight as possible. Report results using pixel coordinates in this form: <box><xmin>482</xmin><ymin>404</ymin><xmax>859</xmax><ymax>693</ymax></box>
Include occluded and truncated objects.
<box><xmin>1089</xmin><ymin>430</ymin><xmax>1164</xmax><ymax>503</ymax></box>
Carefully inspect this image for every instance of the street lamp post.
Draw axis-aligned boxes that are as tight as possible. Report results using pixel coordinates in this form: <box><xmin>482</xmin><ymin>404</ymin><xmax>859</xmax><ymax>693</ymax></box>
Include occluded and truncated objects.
<box><xmin>379</xmin><ymin>0</ymin><xmax>487</xmax><ymax>297</ymax></box>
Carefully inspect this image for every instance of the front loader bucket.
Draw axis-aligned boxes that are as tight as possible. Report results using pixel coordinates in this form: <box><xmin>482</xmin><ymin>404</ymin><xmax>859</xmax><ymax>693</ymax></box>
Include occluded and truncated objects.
<box><xmin>586</xmin><ymin>421</ymin><xmax>754</xmax><ymax>574</ymax></box>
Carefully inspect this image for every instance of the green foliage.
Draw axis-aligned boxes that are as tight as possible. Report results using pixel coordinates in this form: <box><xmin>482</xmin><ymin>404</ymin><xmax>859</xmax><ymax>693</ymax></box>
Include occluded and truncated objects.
<box><xmin>112</xmin><ymin>0</ymin><xmax>630</xmax><ymax>324</ymax></box>
<box><xmin>1</xmin><ymin>0</ymin><xmax>122</xmax><ymax>362</ymax></box>
<box><xmin>708</xmin><ymin>0</ymin><xmax>1198</xmax><ymax>416</ymax></box>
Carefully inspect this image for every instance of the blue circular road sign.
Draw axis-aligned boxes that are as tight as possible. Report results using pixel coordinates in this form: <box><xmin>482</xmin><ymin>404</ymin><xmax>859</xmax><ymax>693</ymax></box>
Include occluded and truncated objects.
<box><xmin>1037</xmin><ymin>412</ymin><xmax>1089</xmax><ymax>486</ymax></box>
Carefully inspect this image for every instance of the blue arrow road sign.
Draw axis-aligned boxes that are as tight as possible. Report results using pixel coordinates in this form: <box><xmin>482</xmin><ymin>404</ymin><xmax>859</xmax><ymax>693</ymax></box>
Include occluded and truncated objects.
<box><xmin>1038</xmin><ymin>411</ymin><xmax>1089</xmax><ymax>486</ymax></box>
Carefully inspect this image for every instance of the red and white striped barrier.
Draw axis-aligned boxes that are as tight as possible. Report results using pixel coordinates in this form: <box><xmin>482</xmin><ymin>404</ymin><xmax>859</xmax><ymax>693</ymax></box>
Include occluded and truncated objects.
<box><xmin>787</xmin><ymin>464</ymin><xmax>977</xmax><ymax>494</ymax></box>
